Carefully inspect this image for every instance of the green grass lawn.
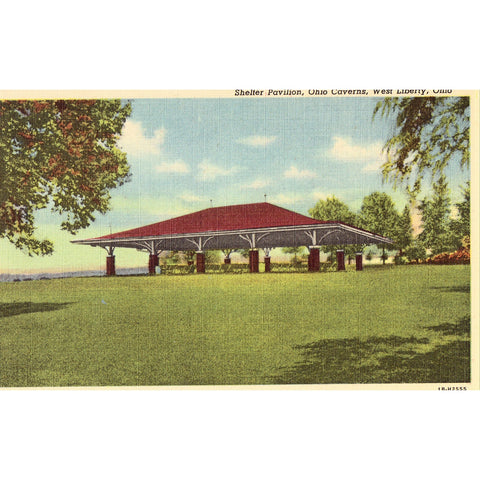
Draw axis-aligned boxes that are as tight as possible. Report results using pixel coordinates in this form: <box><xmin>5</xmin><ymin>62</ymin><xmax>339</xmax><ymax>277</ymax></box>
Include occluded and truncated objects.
<box><xmin>0</xmin><ymin>265</ymin><xmax>470</xmax><ymax>387</ymax></box>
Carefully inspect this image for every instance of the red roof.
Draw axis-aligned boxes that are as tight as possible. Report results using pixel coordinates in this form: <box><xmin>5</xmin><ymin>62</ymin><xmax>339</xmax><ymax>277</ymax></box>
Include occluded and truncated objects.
<box><xmin>93</xmin><ymin>202</ymin><xmax>326</xmax><ymax>240</ymax></box>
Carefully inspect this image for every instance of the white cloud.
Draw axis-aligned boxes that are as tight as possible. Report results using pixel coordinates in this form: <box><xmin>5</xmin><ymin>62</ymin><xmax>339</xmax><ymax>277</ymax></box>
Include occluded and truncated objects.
<box><xmin>284</xmin><ymin>165</ymin><xmax>316</xmax><ymax>179</ymax></box>
<box><xmin>180</xmin><ymin>193</ymin><xmax>207</xmax><ymax>202</ymax></box>
<box><xmin>155</xmin><ymin>161</ymin><xmax>189</xmax><ymax>174</ymax></box>
<box><xmin>328</xmin><ymin>136</ymin><xmax>381</xmax><ymax>160</ymax></box>
<box><xmin>119</xmin><ymin>119</ymin><xmax>191</xmax><ymax>175</ymax></box>
<box><xmin>270</xmin><ymin>193</ymin><xmax>304</xmax><ymax>204</ymax></box>
<box><xmin>198</xmin><ymin>160</ymin><xmax>238</xmax><ymax>181</ymax></box>
<box><xmin>243</xmin><ymin>179</ymin><xmax>270</xmax><ymax>189</ymax></box>
<box><xmin>312</xmin><ymin>191</ymin><xmax>328</xmax><ymax>201</ymax></box>
<box><xmin>327</xmin><ymin>136</ymin><xmax>386</xmax><ymax>173</ymax></box>
<box><xmin>237</xmin><ymin>135</ymin><xmax>277</xmax><ymax>147</ymax></box>
<box><xmin>118</xmin><ymin>119</ymin><xmax>166</xmax><ymax>156</ymax></box>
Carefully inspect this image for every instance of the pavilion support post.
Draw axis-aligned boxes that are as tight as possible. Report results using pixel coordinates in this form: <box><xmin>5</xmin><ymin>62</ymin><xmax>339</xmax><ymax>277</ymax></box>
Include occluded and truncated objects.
<box><xmin>196</xmin><ymin>251</ymin><xmax>205</xmax><ymax>274</ymax></box>
<box><xmin>148</xmin><ymin>254</ymin><xmax>159</xmax><ymax>274</ymax></box>
<box><xmin>308</xmin><ymin>247</ymin><xmax>320</xmax><ymax>272</ymax></box>
<box><xmin>249</xmin><ymin>249</ymin><xmax>259</xmax><ymax>273</ymax></box>
<box><xmin>224</xmin><ymin>257</ymin><xmax>231</xmax><ymax>264</ymax></box>
<box><xmin>263</xmin><ymin>248</ymin><xmax>272</xmax><ymax>273</ymax></box>
<box><xmin>336</xmin><ymin>250</ymin><xmax>345</xmax><ymax>271</ymax></box>
<box><xmin>264</xmin><ymin>255</ymin><xmax>271</xmax><ymax>273</ymax></box>
<box><xmin>356</xmin><ymin>252</ymin><xmax>363</xmax><ymax>271</ymax></box>
<box><xmin>106</xmin><ymin>255</ymin><xmax>116</xmax><ymax>276</ymax></box>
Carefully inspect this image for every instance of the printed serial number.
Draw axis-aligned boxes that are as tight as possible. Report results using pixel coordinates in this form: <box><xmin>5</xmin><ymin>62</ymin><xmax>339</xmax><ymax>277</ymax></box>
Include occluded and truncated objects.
<box><xmin>438</xmin><ymin>386</ymin><xmax>468</xmax><ymax>391</ymax></box>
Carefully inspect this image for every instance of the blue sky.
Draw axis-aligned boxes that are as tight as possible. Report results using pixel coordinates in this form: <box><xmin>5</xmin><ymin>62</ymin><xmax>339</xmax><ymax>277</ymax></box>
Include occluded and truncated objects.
<box><xmin>1</xmin><ymin>96</ymin><xmax>471</xmax><ymax>273</ymax></box>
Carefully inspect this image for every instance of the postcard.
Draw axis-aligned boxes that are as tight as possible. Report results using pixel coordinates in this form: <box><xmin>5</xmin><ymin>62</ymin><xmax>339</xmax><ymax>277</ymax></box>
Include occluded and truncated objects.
<box><xmin>0</xmin><ymin>89</ymin><xmax>477</xmax><ymax>389</ymax></box>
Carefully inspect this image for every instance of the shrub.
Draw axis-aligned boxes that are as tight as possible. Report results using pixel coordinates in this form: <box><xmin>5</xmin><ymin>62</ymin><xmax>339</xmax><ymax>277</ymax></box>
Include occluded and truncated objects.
<box><xmin>160</xmin><ymin>265</ymin><xmax>194</xmax><ymax>275</ymax></box>
<box><xmin>405</xmin><ymin>242</ymin><xmax>427</xmax><ymax>264</ymax></box>
<box><xmin>427</xmin><ymin>248</ymin><xmax>470</xmax><ymax>265</ymax></box>
<box><xmin>270</xmin><ymin>263</ymin><xmax>308</xmax><ymax>273</ymax></box>
<box><xmin>159</xmin><ymin>264</ymin><xmax>251</xmax><ymax>275</ymax></box>
<box><xmin>322</xmin><ymin>262</ymin><xmax>338</xmax><ymax>272</ymax></box>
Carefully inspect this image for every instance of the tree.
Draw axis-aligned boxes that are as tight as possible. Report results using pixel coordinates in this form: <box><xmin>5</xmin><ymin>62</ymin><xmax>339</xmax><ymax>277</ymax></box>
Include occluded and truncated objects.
<box><xmin>205</xmin><ymin>250</ymin><xmax>221</xmax><ymax>265</ymax></box>
<box><xmin>309</xmin><ymin>195</ymin><xmax>357</xmax><ymax>225</ymax></box>
<box><xmin>393</xmin><ymin>205</ymin><xmax>413</xmax><ymax>255</ymax></box>
<box><xmin>221</xmin><ymin>248</ymin><xmax>236</xmax><ymax>259</ymax></box>
<box><xmin>281</xmin><ymin>246</ymin><xmax>307</xmax><ymax>264</ymax></box>
<box><xmin>417</xmin><ymin>175</ymin><xmax>454</xmax><ymax>255</ymax></box>
<box><xmin>309</xmin><ymin>195</ymin><xmax>361</xmax><ymax>262</ymax></box>
<box><xmin>164</xmin><ymin>250</ymin><xmax>182</xmax><ymax>265</ymax></box>
<box><xmin>359</xmin><ymin>192</ymin><xmax>399</xmax><ymax>264</ymax></box>
<box><xmin>449</xmin><ymin>181</ymin><xmax>470</xmax><ymax>249</ymax></box>
<box><xmin>238</xmin><ymin>249</ymin><xmax>251</xmax><ymax>260</ymax></box>
<box><xmin>0</xmin><ymin>99</ymin><xmax>131</xmax><ymax>255</ymax></box>
<box><xmin>405</xmin><ymin>240</ymin><xmax>427</xmax><ymax>264</ymax></box>
<box><xmin>373</xmin><ymin>96</ymin><xmax>470</xmax><ymax>197</ymax></box>
<box><xmin>183</xmin><ymin>249</ymin><xmax>221</xmax><ymax>265</ymax></box>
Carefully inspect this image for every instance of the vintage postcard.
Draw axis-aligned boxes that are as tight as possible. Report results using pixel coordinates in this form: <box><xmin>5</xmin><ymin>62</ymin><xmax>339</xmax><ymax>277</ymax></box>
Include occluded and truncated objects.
<box><xmin>0</xmin><ymin>89</ymin><xmax>477</xmax><ymax>389</ymax></box>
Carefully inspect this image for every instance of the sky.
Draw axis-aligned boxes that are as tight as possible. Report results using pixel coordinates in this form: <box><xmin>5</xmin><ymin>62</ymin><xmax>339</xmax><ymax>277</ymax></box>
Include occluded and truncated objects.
<box><xmin>1</xmin><ymin>96</ymin><xmax>471</xmax><ymax>274</ymax></box>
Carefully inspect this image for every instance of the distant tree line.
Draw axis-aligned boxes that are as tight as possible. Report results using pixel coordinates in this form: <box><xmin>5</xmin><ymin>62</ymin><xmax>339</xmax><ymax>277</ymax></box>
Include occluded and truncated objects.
<box><xmin>308</xmin><ymin>180</ymin><xmax>470</xmax><ymax>265</ymax></box>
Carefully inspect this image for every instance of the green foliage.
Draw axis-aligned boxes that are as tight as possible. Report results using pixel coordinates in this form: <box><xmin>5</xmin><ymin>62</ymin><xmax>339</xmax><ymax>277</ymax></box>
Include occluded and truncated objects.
<box><xmin>221</xmin><ymin>248</ymin><xmax>236</xmax><ymax>259</ymax></box>
<box><xmin>380</xmin><ymin>252</ymin><xmax>389</xmax><ymax>262</ymax></box>
<box><xmin>309</xmin><ymin>195</ymin><xmax>357</xmax><ymax>224</ymax></box>
<box><xmin>238</xmin><ymin>248</ymin><xmax>250</xmax><ymax>259</ymax></box>
<box><xmin>359</xmin><ymin>192</ymin><xmax>399</xmax><ymax>264</ymax></box>
<box><xmin>0</xmin><ymin>99</ymin><xmax>131</xmax><ymax>255</ymax></box>
<box><xmin>449</xmin><ymin>182</ymin><xmax>470</xmax><ymax>249</ymax></box>
<box><xmin>417</xmin><ymin>175</ymin><xmax>456</xmax><ymax>255</ymax></box>
<box><xmin>359</xmin><ymin>192</ymin><xmax>398</xmax><ymax>237</ymax></box>
<box><xmin>373</xmin><ymin>96</ymin><xmax>470</xmax><ymax>196</ymax></box>
<box><xmin>159</xmin><ymin>264</ymin><xmax>195</xmax><ymax>274</ymax></box>
<box><xmin>309</xmin><ymin>195</ymin><xmax>362</xmax><ymax>259</ymax></box>
<box><xmin>393</xmin><ymin>205</ymin><xmax>413</xmax><ymax>254</ymax></box>
<box><xmin>281</xmin><ymin>246</ymin><xmax>307</xmax><ymax>264</ymax></box>
<box><xmin>163</xmin><ymin>251</ymin><xmax>182</xmax><ymax>265</ymax></box>
<box><xmin>160</xmin><ymin>263</ymin><xmax>250</xmax><ymax>275</ymax></box>
<box><xmin>269</xmin><ymin>262</ymin><xmax>309</xmax><ymax>273</ymax></box>
<box><xmin>205</xmin><ymin>250</ymin><xmax>221</xmax><ymax>265</ymax></box>
<box><xmin>405</xmin><ymin>241</ymin><xmax>427</xmax><ymax>263</ymax></box>
<box><xmin>184</xmin><ymin>250</ymin><xmax>196</xmax><ymax>264</ymax></box>
<box><xmin>164</xmin><ymin>249</ymin><xmax>223</xmax><ymax>266</ymax></box>
<box><xmin>207</xmin><ymin>263</ymin><xmax>250</xmax><ymax>274</ymax></box>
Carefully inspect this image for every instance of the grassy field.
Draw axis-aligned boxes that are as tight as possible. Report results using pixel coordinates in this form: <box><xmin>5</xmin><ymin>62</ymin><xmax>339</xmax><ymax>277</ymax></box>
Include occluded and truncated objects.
<box><xmin>0</xmin><ymin>265</ymin><xmax>470</xmax><ymax>387</ymax></box>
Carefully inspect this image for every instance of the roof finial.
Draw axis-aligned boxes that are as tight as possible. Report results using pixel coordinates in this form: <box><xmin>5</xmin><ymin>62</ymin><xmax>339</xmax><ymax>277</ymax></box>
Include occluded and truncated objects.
<box><xmin>264</xmin><ymin>193</ymin><xmax>267</xmax><ymax>203</ymax></box>
<box><xmin>210</xmin><ymin>199</ymin><xmax>213</xmax><ymax>208</ymax></box>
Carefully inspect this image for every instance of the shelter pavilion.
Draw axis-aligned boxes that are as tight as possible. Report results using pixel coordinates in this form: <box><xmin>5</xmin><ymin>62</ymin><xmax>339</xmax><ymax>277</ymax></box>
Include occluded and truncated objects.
<box><xmin>72</xmin><ymin>202</ymin><xmax>393</xmax><ymax>275</ymax></box>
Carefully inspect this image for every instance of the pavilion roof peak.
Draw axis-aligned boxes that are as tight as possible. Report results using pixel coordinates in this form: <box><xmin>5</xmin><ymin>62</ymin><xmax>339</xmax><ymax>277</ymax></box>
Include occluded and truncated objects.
<box><xmin>87</xmin><ymin>201</ymin><xmax>325</xmax><ymax>241</ymax></box>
